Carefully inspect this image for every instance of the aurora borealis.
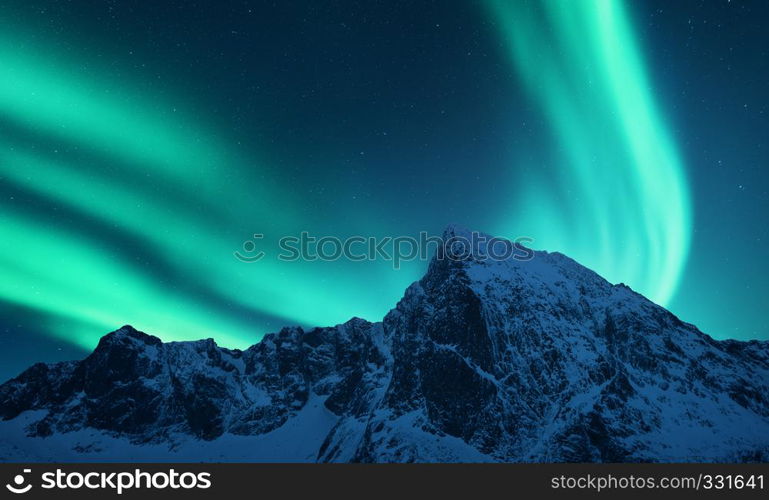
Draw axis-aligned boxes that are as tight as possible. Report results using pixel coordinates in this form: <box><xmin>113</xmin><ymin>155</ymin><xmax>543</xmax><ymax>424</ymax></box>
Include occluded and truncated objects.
<box><xmin>488</xmin><ymin>0</ymin><xmax>691</xmax><ymax>307</ymax></box>
<box><xmin>0</xmin><ymin>17</ymin><xmax>397</xmax><ymax>358</ymax></box>
<box><xmin>1</xmin><ymin>0</ymin><xmax>768</xmax><ymax>379</ymax></box>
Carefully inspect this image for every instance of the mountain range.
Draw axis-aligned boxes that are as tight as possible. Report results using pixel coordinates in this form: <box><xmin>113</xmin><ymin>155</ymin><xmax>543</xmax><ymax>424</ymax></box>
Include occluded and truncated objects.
<box><xmin>1</xmin><ymin>226</ymin><xmax>768</xmax><ymax>462</ymax></box>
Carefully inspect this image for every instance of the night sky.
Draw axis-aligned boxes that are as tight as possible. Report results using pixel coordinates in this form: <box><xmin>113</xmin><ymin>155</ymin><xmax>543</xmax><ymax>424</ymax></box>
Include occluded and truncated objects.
<box><xmin>1</xmin><ymin>0</ymin><xmax>767</xmax><ymax>380</ymax></box>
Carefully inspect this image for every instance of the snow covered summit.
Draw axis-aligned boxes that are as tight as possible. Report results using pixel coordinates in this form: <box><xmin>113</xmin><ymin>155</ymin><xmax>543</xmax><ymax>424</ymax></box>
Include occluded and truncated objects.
<box><xmin>1</xmin><ymin>227</ymin><xmax>768</xmax><ymax>462</ymax></box>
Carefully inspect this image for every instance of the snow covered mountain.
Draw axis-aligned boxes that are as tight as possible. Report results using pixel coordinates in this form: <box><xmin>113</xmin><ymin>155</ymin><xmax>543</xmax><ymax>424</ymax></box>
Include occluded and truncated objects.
<box><xmin>2</xmin><ymin>226</ymin><xmax>768</xmax><ymax>462</ymax></box>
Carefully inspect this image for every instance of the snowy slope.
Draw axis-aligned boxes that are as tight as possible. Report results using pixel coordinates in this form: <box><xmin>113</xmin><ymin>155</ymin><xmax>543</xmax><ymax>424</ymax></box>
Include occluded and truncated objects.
<box><xmin>1</xmin><ymin>226</ymin><xmax>768</xmax><ymax>462</ymax></box>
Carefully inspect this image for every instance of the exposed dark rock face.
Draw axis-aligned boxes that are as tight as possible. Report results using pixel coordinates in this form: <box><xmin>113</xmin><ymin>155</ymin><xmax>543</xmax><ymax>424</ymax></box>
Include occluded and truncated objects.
<box><xmin>2</xmin><ymin>227</ymin><xmax>768</xmax><ymax>462</ymax></box>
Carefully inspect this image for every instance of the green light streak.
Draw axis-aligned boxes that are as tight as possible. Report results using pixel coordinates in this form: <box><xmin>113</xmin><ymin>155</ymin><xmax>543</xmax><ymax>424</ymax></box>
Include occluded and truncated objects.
<box><xmin>0</xmin><ymin>29</ymin><xmax>389</xmax><ymax>350</ymax></box>
<box><xmin>488</xmin><ymin>0</ymin><xmax>691</xmax><ymax>305</ymax></box>
<box><xmin>0</xmin><ymin>36</ymin><xmax>222</xmax><ymax>194</ymax></box>
<box><xmin>0</xmin><ymin>0</ymin><xmax>694</xmax><ymax>354</ymax></box>
<box><xmin>0</xmin><ymin>212</ymin><xmax>256</xmax><ymax>349</ymax></box>
<box><xmin>0</xmin><ymin>143</ymin><xmax>385</xmax><ymax>342</ymax></box>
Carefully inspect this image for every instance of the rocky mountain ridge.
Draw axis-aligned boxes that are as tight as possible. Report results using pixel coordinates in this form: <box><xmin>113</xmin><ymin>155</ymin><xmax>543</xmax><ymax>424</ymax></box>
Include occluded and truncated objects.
<box><xmin>2</xmin><ymin>227</ymin><xmax>768</xmax><ymax>462</ymax></box>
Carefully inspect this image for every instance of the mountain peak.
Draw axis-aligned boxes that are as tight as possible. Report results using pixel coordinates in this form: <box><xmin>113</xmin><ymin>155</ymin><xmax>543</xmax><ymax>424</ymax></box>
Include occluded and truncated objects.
<box><xmin>1</xmin><ymin>230</ymin><xmax>768</xmax><ymax>462</ymax></box>
<box><xmin>93</xmin><ymin>324</ymin><xmax>162</xmax><ymax>352</ymax></box>
<box><xmin>113</xmin><ymin>324</ymin><xmax>141</xmax><ymax>336</ymax></box>
<box><xmin>441</xmin><ymin>223</ymin><xmax>474</xmax><ymax>239</ymax></box>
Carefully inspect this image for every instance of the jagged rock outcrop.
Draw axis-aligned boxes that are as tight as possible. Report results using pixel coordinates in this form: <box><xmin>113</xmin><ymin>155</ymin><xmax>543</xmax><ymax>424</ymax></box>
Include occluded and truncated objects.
<box><xmin>2</xmin><ymin>227</ymin><xmax>768</xmax><ymax>462</ymax></box>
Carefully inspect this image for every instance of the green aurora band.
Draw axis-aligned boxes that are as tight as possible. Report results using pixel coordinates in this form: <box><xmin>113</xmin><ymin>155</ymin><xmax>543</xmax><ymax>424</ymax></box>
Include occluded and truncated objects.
<box><xmin>0</xmin><ymin>1</ymin><xmax>692</xmax><ymax>351</ymax></box>
<box><xmin>0</xmin><ymin>29</ymin><xmax>395</xmax><ymax>349</ymax></box>
<box><xmin>488</xmin><ymin>0</ymin><xmax>692</xmax><ymax>307</ymax></box>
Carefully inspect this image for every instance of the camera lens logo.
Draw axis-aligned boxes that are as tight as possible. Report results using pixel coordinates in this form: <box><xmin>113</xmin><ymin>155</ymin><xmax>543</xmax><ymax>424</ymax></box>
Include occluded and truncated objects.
<box><xmin>6</xmin><ymin>469</ymin><xmax>32</xmax><ymax>494</ymax></box>
<box><xmin>234</xmin><ymin>233</ymin><xmax>265</xmax><ymax>262</ymax></box>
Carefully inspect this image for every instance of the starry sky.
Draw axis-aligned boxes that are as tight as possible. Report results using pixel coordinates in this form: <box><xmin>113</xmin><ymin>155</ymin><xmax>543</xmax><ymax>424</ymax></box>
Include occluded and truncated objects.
<box><xmin>1</xmin><ymin>0</ymin><xmax>767</xmax><ymax>380</ymax></box>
